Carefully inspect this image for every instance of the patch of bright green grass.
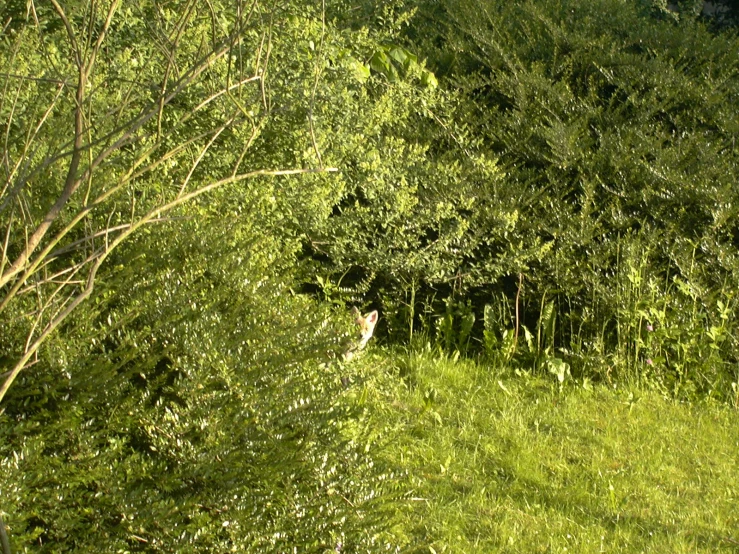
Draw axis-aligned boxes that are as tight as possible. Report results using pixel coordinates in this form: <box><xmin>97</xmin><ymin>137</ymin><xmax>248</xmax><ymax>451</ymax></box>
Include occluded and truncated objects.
<box><xmin>365</xmin><ymin>350</ymin><xmax>739</xmax><ymax>553</ymax></box>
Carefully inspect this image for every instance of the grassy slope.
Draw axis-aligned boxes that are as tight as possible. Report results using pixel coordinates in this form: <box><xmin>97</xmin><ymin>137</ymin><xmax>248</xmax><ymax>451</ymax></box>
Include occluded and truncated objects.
<box><xmin>362</xmin><ymin>351</ymin><xmax>739</xmax><ymax>553</ymax></box>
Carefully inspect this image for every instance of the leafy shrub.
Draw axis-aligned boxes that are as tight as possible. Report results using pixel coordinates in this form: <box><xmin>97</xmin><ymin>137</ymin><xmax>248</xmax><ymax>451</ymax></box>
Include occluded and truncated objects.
<box><xmin>309</xmin><ymin>0</ymin><xmax>739</xmax><ymax>399</ymax></box>
<box><xmin>1</xmin><ymin>214</ymin><xmax>405</xmax><ymax>551</ymax></box>
<box><xmin>0</xmin><ymin>0</ymin><xmax>412</xmax><ymax>550</ymax></box>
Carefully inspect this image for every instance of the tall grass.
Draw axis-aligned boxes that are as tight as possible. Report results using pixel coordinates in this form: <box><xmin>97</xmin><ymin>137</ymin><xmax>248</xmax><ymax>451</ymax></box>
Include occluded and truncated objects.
<box><xmin>416</xmin><ymin>230</ymin><xmax>739</xmax><ymax>404</ymax></box>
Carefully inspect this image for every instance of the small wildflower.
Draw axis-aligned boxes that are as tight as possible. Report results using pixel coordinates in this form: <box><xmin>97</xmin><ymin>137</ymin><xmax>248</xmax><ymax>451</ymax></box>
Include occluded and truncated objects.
<box><xmin>646</xmin><ymin>324</ymin><xmax>654</xmax><ymax>332</ymax></box>
<box><xmin>646</xmin><ymin>358</ymin><xmax>653</xmax><ymax>366</ymax></box>
<box><xmin>335</xmin><ymin>542</ymin><xmax>343</xmax><ymax>552</ymax></box>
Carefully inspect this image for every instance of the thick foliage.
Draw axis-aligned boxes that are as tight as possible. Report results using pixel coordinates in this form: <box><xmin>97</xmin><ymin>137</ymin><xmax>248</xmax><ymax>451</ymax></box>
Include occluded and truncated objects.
<box><xmin>1</xmin><ymin>216</ymin><xmax>403</xmax><ymax>551</ymax></box>
<box><xmin>433</xmin><ymin>0</ymin><xmax>739</xmax><ymax>397</ymax></box>
<box><xmin>3</xmin><ymin>0</ymin><xmax>739</xmax><ymax>550</ymax></box>
<box><xmin>305</xmin><ymin>0</ymin><xmax>739</xmax><ymax>399</ymax></box>
<box><xmin>0</xmin><ymin>0</ymin><xmax>409</xmax><ymax>550</ymax></box>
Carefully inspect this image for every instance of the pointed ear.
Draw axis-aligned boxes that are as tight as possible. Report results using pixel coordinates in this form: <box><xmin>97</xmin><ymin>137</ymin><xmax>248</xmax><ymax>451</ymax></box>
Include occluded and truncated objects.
<box><xmin>351</xmin><ymin>306</ymin><xmax>361</xmax><ymax>316</ymax></box>
<box><xmin>364</xmin><ymin>310</ymin><xmax>378</xmax><ymax>324</ymax></box>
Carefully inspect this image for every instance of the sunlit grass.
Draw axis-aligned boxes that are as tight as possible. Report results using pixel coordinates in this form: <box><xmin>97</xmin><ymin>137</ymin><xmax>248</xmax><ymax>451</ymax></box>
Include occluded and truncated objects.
<box><xmin>364</xmin><ymin>349</ymin><xmax>739</xmax><ymax>552</ymax></box>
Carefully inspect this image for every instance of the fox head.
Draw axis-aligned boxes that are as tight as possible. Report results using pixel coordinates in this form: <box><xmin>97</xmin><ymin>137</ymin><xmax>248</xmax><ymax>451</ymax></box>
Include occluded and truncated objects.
<box><xmin>352</xmin><ymin>307</ymin><xmax>378</xmax><ymax>350</ymax></box>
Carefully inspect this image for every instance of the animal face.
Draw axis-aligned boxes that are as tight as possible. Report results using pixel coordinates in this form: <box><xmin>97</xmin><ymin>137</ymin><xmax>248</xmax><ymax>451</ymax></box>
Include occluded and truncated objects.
<box><xmin>343</xmin><ymin>307</ymin><xmax>378</xmax><ymax>361</ymax></box>
<box><xmin>354</xmin><ymin>308</ymin><xmax>378</xmax><ymax>346</ymax></box>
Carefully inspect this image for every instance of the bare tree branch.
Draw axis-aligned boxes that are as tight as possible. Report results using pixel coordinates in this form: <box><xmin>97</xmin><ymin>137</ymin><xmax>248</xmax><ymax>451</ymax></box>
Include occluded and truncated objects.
<box><xmin>0</xmin><ymin>111</ymin><xmax>247</xmax><ymax>314</ymax></box>
<box><xmin>178</xmin><ymin>116</ymin><xmax>234</xmax><ymax>197</ymax></box>
<box><xmin>0</xmin><ymin>166</ymin><xmax>336</xmax><ymax>404</ymax></box>
<box><xmin>0</xmin><ymin>1</ymin><xmax>92</xmax><ymax>290</ymax></box>
<box><xmin>2</xmin><ymin>25</ymin><xmax>250</xmax><ymax>212</ymax></box>
<box><xmin>48</xmin><ymin>0</ymin><xmax>82</xmax><ymax>70</ymax></box>
<box><xmin>46</xmin><ymin>217</ymin><xmax>187</xmax><ymax>260</ymax></box>
<box><xmin>0</xmin><ymin>207</ymin><xmax>13</xmax><ymax>277</ymax></box>
<box><xmin>0</xmin><ymin>248</ymin><xmax>107</xmax><ymax>402</ymax></box>
<box><xmin>156</xmin><ymin>0</ymin><xmax>197</xmax><ymax>139</ymax></box>
<box><xmin>1</xmin><ymin>83</ymin><xmax>67</xmax><ymax>209</ymax></box>
<box><xmin>1</xmin><ymin>0</ymin><xmax>339</xmax><ymax>406</ymax></box>
<box><xmin>308</xmin><ymin>0</ymin><xmax>327</xmax><ymax>168</ymax></box>
<box><xmin>87</xmin><ymin>0</ymin><xmax>121</xmax><ymax>74</ymax></box>
<box><xmin>0</xmin><ymin>35</ymin><xmax>242</xmax><ymax>294</ymax></box>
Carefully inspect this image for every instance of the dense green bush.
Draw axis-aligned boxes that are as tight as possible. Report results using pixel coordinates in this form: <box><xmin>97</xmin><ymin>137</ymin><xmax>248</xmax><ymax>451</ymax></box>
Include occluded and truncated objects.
<box><xmin>3</xmin><ymin>0</ymin><xmax>739</xmax><ymax>550</ymax></box>
<box><xmin>1</xmin><ymin>215</ymin><xmax>404</xmax><ymax>551</ymax></box>
<box><xmin>432</xmin><ymin>0</ymin><xmax>739</xmax><ymax>398</ymax></box>
<box><xmin>304</xmin><ymin>0</ymin><xmax>739</xmax><ymax>399</ymax></box>
<box><xmin>0</xmin><ymin>0</ymin><xmax>411</xmax><ymax>550</ymax></box>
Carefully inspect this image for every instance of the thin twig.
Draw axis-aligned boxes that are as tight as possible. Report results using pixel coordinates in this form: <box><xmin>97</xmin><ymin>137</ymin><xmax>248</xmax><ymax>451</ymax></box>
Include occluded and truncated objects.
<box><xmin>0</xmin><ymin>511</ymin><xmax>11</xmax><ymax>554</ymax></box>
<box><xmin>0</xmin><ymin>72</ymin><xmax>69</xmax><ymax>85</ymax></box>
<box><xmin>307</xmin><ymin>0</ymin><xmax>326</xmax><ymax>167</ymax></box>
<box><xmin>156</xmin><ymin>0</ymin><xmax>196</xmax><ymax>139</ymax></box>
<box><xmin>49</xmin><ymin>0</ymin><xmax>81</xmax><ymax>68</ymax></box>
<box><xmin>0</xmin><ymin>248</ymin><xmax>106</xmax><ymax>402</ymax></box>
<box><xmin>46</xmin><ymin>217</ymin><xmax>186</xmax><ymax>260</ymax></box>
<box><xmin>1</xmin><ymin>82</ymin><xmax>66</xmax><ymax>210</ymax></box>
<box><xmin>196</xmin><ymin>75</ymin><xmax>261</xmax><ymax>113</ymax></box>
<box><xmin>514</xmin><ymin>272</ymin><xmax>523</xmax><ymax>353</ymax></box>
<box><xmin>1</xmin><ymin>69</ymin><xmax>24</xmax><ymax>199</ymax></box>
<box><xmin>178</xmin><ymin>116</ymin><xmax>235</xmax><ymax>197</ymax></box>
<box><xmin>0</xmin><ymin>207</ymin><xmax>13</xmax><ymax>277</ymax></box>
<box><xmin>23</xmin><ymin>249</ymin><xmax>93</xmax><ymax>353</ymax></box>
<box><xmin>0</xmin><ymin>357</ymin><xmax>38</xmax><ymax>381</ymax></box>
<box><xmin>231</xmin><ymin>117</ymin><xmax>265</xmax><ymax>177</ymax></box>
<box><xmin>260</xmin><ymin>17</ymin><xmax>274</xmax><ymax>112</ymax></box>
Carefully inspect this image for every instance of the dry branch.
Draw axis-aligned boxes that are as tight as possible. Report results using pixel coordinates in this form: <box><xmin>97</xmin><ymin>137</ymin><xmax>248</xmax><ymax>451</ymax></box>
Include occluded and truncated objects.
<box><xmin>0</xmin><ymin>165</ymin><xmax>336</xmax><ymax>404</ymax></box>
